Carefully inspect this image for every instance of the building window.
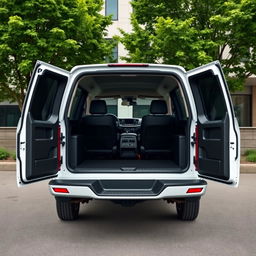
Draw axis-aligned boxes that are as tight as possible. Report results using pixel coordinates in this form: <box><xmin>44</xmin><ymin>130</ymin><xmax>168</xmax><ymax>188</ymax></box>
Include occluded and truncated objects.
<box><xmin>231</xmin><ymin>94</ymin><xmax>251</xmax><ymax>127</ymax></box>
<box><xmin>112</xmin><ymin>44</ymin><xmax>118</xmax><ymax>62</ymax></box>
<box><xmin>105</xmin><ymin>39</ymin><xmax>118</xmax><ymax>62</ymax></box>
<box><xmin>0</xmin><ymin>105</ymin><xmax>21</xmax><ymax>127</ymax></box>
<box><xmin>105</xmin><ymin>0</ymin><xmax>118</xmax><ymax>20</ymax></box>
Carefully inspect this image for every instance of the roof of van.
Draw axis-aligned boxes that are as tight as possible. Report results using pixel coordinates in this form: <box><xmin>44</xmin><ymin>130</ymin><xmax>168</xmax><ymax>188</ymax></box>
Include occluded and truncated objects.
<box><xmin>70</xmin><ymin>63</ymin><xmax>186</xmax><ymax>74</ymax></box>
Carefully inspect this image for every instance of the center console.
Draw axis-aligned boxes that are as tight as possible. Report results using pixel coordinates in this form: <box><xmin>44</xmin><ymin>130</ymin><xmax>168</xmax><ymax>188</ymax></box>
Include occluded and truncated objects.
<box><xmin>120</xmin><ymin>133</ymin><xmax>138</xmax><ymax>159</ymax></box>
<box><xmin>118</xmin><ymin>118</ymin><xmax>141</xmax><ymax>133</ymax></box>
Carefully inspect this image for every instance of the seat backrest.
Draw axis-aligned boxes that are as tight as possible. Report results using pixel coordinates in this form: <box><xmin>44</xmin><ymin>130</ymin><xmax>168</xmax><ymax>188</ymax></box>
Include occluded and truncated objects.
<box><xmin>81</xmin><ymin>100</ymin><xmax>117</xmax><ymax>151</ymax></box>
<box><xmin>140</xmin><ymin>100</ymin><xmax>174</xmax><ymax>150</ymax></box>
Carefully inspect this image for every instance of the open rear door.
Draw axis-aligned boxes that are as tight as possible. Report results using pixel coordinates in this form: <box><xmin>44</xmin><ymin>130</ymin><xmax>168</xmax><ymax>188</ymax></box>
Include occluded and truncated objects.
<box><xmin>187</xmin><ymin>61</ymin><xmax>240</xmax><ymax>186</ymax></box>
<box><xmin>17</xmin><ymin>61</ymin><xmax>69</xmax><ymax>185</ymax></box>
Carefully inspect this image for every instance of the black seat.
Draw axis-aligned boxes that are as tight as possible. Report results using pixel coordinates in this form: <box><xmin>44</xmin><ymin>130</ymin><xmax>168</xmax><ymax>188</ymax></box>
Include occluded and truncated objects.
<box><xmin>80</xmin><ymin>100</ymin><xmax>117</xmax><ymax>158</ymax></box>
<box><xmin>140</xmin><ymin>100</ymin><xmax>174</xmax><ymax>158</ymax></box>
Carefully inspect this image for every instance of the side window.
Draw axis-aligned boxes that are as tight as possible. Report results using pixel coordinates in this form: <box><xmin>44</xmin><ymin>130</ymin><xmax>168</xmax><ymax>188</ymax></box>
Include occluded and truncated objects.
<box><xmin>70</xmin><ymin>88</ymin><xmax>86</xmax><ymax>120</ymax></box>
<box><xmin>30</xmin><ymin>71</ymin><xmax>67</xmax><ymax>121</ymax></box>
<box><xmin>189</xmin><ymin>71</ymin><xmax>227</xmax><ymax>121</ymax></box>
<box><xmin>0</xmin><ymin>105</ymin><xmax>20</xmax><ymax>127</ymax></box>
<box><xmin>171</xmin><ymin>88</ymin><xmax>188</xmax><ymax>120</ymax></box>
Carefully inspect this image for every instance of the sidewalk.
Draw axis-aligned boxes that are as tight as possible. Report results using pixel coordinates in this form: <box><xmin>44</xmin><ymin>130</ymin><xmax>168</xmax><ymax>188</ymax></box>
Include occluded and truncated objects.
<box><xmin>0</xmin><ymin>161</ymin><xmax>255</xmax><ymax>173</ymax></box>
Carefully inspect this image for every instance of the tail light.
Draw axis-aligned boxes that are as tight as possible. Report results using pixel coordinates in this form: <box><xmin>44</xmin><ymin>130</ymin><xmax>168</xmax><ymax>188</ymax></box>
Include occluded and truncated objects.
<box><xmin>186</xmin><ymin>187</ymin><xmax>203</xmax><ymax>193</ymax></box>
<box><xmin>108</xmin><ymin>63</ymin><xmax>149</xmax><ymax>67</ymax></box>
<box><xmin>52</xmin><ymin>187</ymin><xmax>69</xmax><ymax>193</ymax></box>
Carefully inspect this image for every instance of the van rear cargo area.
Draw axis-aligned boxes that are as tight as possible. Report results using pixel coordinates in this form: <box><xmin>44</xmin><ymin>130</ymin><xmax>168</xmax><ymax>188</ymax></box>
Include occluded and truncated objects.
<box><xmin>67</xmin><ymin>132</ymin><xmax>188</xmax><ymax>173</ymax></box>
<box><xmin>65</xmin><ymin>73</ymin><xmax>190</xmax><ymax>174</ymax></box>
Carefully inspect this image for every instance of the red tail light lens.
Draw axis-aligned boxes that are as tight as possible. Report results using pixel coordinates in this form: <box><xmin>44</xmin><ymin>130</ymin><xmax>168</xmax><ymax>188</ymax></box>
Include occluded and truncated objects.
<box><xmin>108</xmin><ymin>63</ymin><xmax>148</xmax><ymax>67</ymax></box>
<box><xmin>52</xmin><ymin>187</ymin><xmax>69</xmax><ymax>193</ymax></box>
<box><xmin>186</xmin><ymin>187</ymin><xmax>203</xmax><ymax>193</ymax></box>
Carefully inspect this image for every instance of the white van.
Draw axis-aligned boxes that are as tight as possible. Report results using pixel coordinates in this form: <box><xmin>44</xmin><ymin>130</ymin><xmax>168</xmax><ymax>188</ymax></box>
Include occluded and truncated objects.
<box><xmin>16</xmin><ymin>61</ymin><xmax>240</xmax><ymax>221</ymax></box>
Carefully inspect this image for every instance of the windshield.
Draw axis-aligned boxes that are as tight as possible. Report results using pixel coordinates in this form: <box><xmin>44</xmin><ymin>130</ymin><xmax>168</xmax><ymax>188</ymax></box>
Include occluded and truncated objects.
<box><xmin>100</xmin><ymin>97</ymin><xmax>161</xmax><ymax>118</ymax></box>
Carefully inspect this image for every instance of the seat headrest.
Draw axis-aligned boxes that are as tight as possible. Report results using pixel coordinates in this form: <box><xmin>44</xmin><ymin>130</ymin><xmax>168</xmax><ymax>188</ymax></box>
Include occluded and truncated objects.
<box><xmin>150</xmin><ymin>100</ymin><xmax>168</xmax><ymax>114</ymax></box>
<box><xmin>90</xmin><ymin>100</ymin><xmax>107</xmax><ymax>114</ymax></box>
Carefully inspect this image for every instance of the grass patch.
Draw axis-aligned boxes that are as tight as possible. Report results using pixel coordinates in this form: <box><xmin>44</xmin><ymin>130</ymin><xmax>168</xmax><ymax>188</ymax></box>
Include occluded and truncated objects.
<box><xmin>244</xmin><ymin>149</ymin><xmax>256</xmax><ymax>156</ymax></box>
<box><xmin>0</xmin><ymin>148</ymin><xmax>11</xmax><ymax>160</ymax></box>
<box><xmin>244</xmin><ymin>149</ymin><xmax>256</xmax><ymax>162</ymax></box>
<box><xmin>246</xmin><ymin>153</ymin><xmax>256</xmax><ymax>163</ymax></box>
<box><xmin>12</xmin><ymin>153</ymin><xmax>16</xmax><ymax>160</ymax></box>
<box><xmin>0</xmin><ymin>148</ymin><xmax>16</xmax><ymax>160</ymax></box>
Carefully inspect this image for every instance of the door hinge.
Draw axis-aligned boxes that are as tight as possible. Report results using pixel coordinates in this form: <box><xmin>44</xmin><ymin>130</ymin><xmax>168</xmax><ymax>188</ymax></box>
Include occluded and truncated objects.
<box><xmin>191</xmin><ymin>133</ymin><xmax>196</xmax><ymax>146</ymax></box>
<box><xmin>20</xmin><ymin>141</ymin><xmax>26</xmax><ymax>151</ymax></box>
<box><xmin>60</xmin><ymin>133</ymin><xmax>65</xmax><ymax>146</ymax></box>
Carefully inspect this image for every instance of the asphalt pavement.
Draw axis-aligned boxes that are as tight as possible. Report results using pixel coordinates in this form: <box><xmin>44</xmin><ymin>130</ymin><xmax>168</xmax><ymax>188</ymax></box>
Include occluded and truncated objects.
<box><xmin>0</xmin><ymin>171</ymin><xmax>255</xmax><ymax>256</ymax></box>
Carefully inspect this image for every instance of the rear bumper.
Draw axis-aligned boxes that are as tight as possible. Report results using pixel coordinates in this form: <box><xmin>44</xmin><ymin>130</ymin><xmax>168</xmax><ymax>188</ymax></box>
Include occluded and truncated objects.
<box><xmin>49</xmin><ymin>179</ymin><xmax>207</xmax><ymax>199</ymax></box>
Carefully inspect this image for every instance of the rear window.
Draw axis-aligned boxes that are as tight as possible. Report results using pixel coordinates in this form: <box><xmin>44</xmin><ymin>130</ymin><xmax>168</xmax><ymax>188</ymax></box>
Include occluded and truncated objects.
<box><xmin>189</xmin><ymin>71</ymin><xmax>227</xmax><ymax>121</ymax></box>
<box><xmin>30</xmin><ymin>71</ymin><xmax>67</xmax><ymax>121</ymax></box>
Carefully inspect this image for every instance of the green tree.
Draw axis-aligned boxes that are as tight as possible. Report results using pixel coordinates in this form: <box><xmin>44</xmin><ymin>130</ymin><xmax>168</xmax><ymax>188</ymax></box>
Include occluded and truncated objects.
<box><xmin>0</xmin><ymin>0</ymin><xmax>113</xmax><ymax>109</ymax></box>
<box><xmin>120</xmin><ymin>0</ymin><xmax>256</xmax><ymax>91</ymax></box>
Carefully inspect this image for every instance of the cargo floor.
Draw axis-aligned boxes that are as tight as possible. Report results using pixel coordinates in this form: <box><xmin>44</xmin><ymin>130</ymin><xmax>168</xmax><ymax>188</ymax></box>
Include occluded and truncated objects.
<box><xmin>73</xmin><ymin>160</ymin><xmax>182</xmax><ymax>173</ymax></box>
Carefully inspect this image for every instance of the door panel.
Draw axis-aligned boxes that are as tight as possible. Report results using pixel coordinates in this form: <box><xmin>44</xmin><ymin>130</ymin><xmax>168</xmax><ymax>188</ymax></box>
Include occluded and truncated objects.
<box><xmin>187</xmin><ymin>61</ymin><xmax>239</xmax><ymax>186</ymax></box>
<box><xmin>197</xmin><ymin>114</ymin><xmax>229</xmax><ymax>180</ymax></box>
<box><xmin>25</xmin><ymin>113</ymin><xmax>59</xmax><ymax>180</ymax></box>
<box><xmin>17</xmin><ymin>61</ymin><xmax>69</xmax><ymax>185</ymax></box>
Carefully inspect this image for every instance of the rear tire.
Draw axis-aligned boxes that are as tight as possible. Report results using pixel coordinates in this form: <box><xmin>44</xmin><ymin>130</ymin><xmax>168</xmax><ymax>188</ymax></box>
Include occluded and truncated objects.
<box><xmin>56</xmin><ymin>198</ymin><xmax>80</xmax><ymax>221</ymax></box>
<box><xmin>176</xmin><ymin>197</ymin><xmax>200</xmax><ymax>221</ymax></box>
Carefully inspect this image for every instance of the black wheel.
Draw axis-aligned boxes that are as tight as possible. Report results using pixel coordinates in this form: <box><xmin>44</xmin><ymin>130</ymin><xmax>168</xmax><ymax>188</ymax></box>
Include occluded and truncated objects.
<box><xmin>176</xmin><ymin>197</ymin><xmax>200</xmax><ymax>221</ymax></box>
<box><xmin>56</xmin><ymin>198</ymin><xmax>80</xmax><ymax>221</ymax></box>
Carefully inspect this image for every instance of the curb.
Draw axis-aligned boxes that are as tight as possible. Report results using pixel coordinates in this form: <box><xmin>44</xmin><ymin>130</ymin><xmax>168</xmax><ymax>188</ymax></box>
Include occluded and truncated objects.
<box><xmin>0</xmin><ymin>162</ymin><xmax>256</xmax><ymax>173</ymax></box>
<box><xmin>240</xmin><ymin>164</ymin><xmax>256</xmax><ymax>173</ymax></box>
<box><xmin>0</xmin><ymin>162</ymin><xmax>16</xmax><ymax>171</ymax></box>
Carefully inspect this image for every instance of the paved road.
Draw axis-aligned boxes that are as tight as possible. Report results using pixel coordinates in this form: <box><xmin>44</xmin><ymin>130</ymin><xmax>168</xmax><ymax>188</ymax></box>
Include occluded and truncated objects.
<box><xmin>0</xmin><ymin>172</ymin><xmax>255</xmax><ymax>256</ymax></box>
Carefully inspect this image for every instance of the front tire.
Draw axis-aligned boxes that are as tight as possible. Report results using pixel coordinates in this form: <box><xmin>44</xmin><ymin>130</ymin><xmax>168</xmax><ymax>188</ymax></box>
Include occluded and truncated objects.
<box><xmin>176</xmin><ymin>197</ymin><xmax>200</xmax><ymax>221</ymax></box>
<box><xmin>56</xmin><ymin>198</ymin><xmax>80</xmax><ymax>221</ymax></box>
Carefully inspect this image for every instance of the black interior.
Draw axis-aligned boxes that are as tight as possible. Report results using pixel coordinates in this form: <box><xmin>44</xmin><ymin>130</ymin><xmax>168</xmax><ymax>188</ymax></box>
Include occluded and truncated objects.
<box><xmin>140</xmin><ymin>100</ymin><xmax>175</xmax><ymax>158</ymax></box>
<box><xmin>78</xmin><ymin>100</ymin><xmax>118</xmax><ymax>158</ymax></box>
<box><xmin>67</xmin><ymin>75</ymin><xmax>190</xmax><ymax>173</ymax></box>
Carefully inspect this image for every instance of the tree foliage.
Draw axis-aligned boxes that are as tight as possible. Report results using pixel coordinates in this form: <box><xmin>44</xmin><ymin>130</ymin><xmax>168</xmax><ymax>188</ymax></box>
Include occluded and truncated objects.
<box><xmin>0</xmin><ymin>0</ymin><xmax>113</xmax><ymax>109</ymax></box>
<box><xmin>120</xmin><ymin>0</ymin><xmax>256</xmax><ymax>91</ymax></box>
